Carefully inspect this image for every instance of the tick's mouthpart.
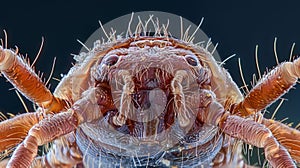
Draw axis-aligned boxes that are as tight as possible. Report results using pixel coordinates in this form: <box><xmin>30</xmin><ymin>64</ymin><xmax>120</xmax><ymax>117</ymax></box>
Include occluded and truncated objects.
<box><xmin>97</xmin><ymin>69</ymin><xmax>201</xmax><ymax>141</ymax></box>
<box><xmin>93</xmin><ymin>38</ymin><xmax>210</xmax><ymax>141</ymax></box>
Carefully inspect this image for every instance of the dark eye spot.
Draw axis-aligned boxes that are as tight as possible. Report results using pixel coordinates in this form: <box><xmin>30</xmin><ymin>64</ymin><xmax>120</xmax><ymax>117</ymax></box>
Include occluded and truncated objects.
<box><xmin>185</xmin><ymin>55</ymin><xmax>199</xmax><ymax>66</ymax></box>
<box><xmin>104</xmin><ymin>55</ymin><xmax>119</xmax><ymax>66</ymax></box>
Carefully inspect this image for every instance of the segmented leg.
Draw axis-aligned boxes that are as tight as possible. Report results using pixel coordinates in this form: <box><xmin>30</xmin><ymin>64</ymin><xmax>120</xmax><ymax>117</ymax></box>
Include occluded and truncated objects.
<box><xmin>0</xmin><ymin>47</ymin><xmax>66</xmax><ymax>113</ymax></box>
<box><xmin>0</xmin><ymin>112</ymin><xmax>41</xmax><ymax>152</ymax></box>
<box><xmin>262</xmin><ymin>118</ymin><xmax>300</xmax><ymax>162</ymax></box>
<box><xmin>0</xmin><ymin>159</ymin><xmax>9</xmax><ymax>168</ymax></box>
<box><xmin>233</xmin><ymin>57</ymin><xmax>300</xmax><ymax>116</ymax></box>
<box><xmin>6</xmin><ymin>87</ymin><xmax>102</xmax><ymax>167</ymax></box>
<box><xmin>198</xmin><ymin>90</ymin><xmax>296</xmax><ymax>167</ymax></box>
<box><xmin>219</xmin><ymin>115</ymin><xmax>296</xmax><ymax>168</ymax></box>
<box><xmin>7</xmin><ymin>111</ymin><xmax>79</xmax><ymax>168</ymax></box>
<box><xmin>31</xmin><ymin>134</ymin><xmax>83</xmax><ymax>168</ymax></box>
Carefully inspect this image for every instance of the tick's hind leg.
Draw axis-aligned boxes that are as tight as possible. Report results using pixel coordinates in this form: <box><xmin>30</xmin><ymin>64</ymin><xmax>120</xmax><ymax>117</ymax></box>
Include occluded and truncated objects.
<box><xmin>7</xmin><ymin>111</ymin><xmax>79</xmax><ymax>168</ymax></box>
<box><xmin>262</xmin><ymin>118</ymin><xmax>300</xmax><ymax>163</ymax></box>
<box><xmin>220</xmin><ymin>115</ymin><xmax>296</xmax><ymax>168</ymax></box>
<box><xmin>199</xmin><ymin>90</ymin><xmax>296</xmax><ymax>167</ymax></box>
<box><xmin>0</xmin><ymin>112</ymin><xmax>41</xmax><ymax>152</ymax></box>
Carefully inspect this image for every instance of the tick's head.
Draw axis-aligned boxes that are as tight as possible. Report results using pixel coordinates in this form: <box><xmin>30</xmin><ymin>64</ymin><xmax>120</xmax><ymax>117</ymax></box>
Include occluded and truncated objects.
<box><xmin>94</xmin><ymin>36</ymin><xmax>212</xmax><ymax>141</ymax></box>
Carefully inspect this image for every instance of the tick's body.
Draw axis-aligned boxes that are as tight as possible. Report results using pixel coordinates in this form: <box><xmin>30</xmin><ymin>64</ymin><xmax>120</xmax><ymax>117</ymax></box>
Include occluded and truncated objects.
<box><xmin>0</xmin><ymin>17</ymin><xmax>299</xmax><ymax>168</ymax></box>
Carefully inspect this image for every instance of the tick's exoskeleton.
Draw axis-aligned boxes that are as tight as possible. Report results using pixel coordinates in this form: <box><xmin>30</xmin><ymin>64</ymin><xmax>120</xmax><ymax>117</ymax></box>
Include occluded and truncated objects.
<box><xmin>0</xmin><ymin>13</ymin><xmax>300</xmax><ymax>168</ymax></box>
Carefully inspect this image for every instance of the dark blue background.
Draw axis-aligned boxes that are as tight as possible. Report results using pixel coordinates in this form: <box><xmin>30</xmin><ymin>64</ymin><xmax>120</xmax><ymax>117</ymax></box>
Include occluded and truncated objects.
<box><xmin>0</xmin><ymin>1</ymin><xmax>299</xmax><ymax>129</ymax></box>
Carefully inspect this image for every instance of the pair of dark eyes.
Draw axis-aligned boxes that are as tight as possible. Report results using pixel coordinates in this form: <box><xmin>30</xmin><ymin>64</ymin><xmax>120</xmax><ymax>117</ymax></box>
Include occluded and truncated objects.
<box><xmin>103</xmin><ymin>54</ymin><xmax>199</xmax><ymax>66</ymax></box>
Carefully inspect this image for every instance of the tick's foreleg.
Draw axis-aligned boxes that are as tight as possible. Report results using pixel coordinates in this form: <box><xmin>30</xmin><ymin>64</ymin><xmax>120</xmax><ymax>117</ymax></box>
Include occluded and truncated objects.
<box><xmin>233</xmin><ymin>57</ymin><xmax>300</xmax><ymax>116</ymax></box>
<box><xmin>0</xmin><ymin>47</ymin><xmax>66</xmax><ymax>113</ymax></box>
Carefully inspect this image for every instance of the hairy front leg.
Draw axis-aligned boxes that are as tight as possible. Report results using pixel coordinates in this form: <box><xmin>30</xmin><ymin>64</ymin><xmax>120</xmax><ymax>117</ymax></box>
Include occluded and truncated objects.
<box><xmin>0</xmin><ymin>47</ymin><xmax>66</xmax><ymax>113</ymax></box>
<box><xmin>234</xmin><ymin>57</ymin><xmax>300</xmax><ymax>116</ymax></box>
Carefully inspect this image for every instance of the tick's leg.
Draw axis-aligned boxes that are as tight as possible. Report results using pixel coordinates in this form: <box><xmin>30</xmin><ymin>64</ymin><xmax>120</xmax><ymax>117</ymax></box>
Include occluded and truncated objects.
<box><xmin>233</xmin><ymin>57</ymin><xmax>300</xmax><ymax>116</ymax></box>
<box><xmin>0</xmin><ymin>47</ymin><xmax>66</xmax><ymax>113</ymax></box>
<box><xmin>7</xmin><ymin>111</ymin><xmax>79</xmax><ymax>168</ymax></box>
<box><xmin>198</xmin><ymin>90</ymin><xmax>296</xmax><ymax>167</ymax></box>
<box><xmin>31</xmin><ymin>134</ymin><xmax>83</xmax><ymax>168</ymax></box>
<box><xmin>7</xmin><ymin>87</ymin><xmax>103</xmax><ymax>167</ymax></box>
<box><xmin>0</xmin><ymin>112</ymin><xmax>41</xmax><ymax>152</ymax></box>
<box><xmin>0</xmin><ymin>159</ymin><xmax>9</xmax><ymax>168</ymax></box>
<box><xmin>262</xmin><ymin>118</ymin><xmax>300</xmax><ymax>163</ymax></box>
<box><xmin>220</xmin><ymin>115</ymin><xmax>296</xmax><ymax>168</ymax></box>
